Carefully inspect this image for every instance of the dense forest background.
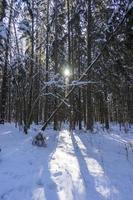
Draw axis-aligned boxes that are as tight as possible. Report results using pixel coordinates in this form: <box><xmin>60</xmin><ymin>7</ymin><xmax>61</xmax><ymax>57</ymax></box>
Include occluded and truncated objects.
<box><xmin>0</xmin><ymin>0</ymin><xmax>133</xmax><ymax>133</ymax></box>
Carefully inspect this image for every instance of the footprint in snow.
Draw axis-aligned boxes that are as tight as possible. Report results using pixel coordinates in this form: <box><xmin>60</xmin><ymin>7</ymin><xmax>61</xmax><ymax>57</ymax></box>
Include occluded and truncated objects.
<box><xmin>58</xmin><ymin>145</ymin><xmax>63</xmax><ymax>148</ymax></box>
<box><xmin>53</xmin><ymin>171</ymin><xmax>62</xmax><ymax>177</ymax></box>
<box><xmin>36</xmin><ymin>179</ymin><xmax>44</xmax><ymax>186</ymax></box>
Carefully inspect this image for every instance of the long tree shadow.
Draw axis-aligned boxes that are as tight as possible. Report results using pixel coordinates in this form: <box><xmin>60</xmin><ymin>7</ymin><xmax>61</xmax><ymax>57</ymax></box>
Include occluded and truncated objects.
<box><xmin>77</xmin><ymin>133</ymin><xmax>104</xmax><ymax>164</ymax></box>
<box><xmin>76</xmin><ymin>132</ymin><xmax>126</xmax><ymax>200</ymax></box>
<box><xmin>32</xmin><ymin>131</ymin><xmax>60</xmax><ymax>200</ymax></box>
<box><xmin>70</xmin><ymin>131</ymin><xmax>103</xmax><ymax>200</ymax></box>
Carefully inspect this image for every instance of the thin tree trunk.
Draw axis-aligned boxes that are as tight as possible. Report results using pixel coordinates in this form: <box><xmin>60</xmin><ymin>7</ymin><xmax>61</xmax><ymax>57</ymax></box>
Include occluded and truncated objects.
<box><xmin>0</xmin><ymin>0</ymin><xmax>13</xmax><ymax>122</ymax></box>
<box><xmin>86</xmin><ymin>0</ymin><xmax>93</xmax><ymax>131</ymax></box>
<box><xmin>26</xmin><ymin>0</ymin><xmax>35</xmax><ymax>132</ymax></box>
<box><xmin>44</xmin><ymin>0</ymin><xmax>50</xmax><ymax>123</ymax></box>
<box><xmin>53</xmin><ymin>0</ymin><xmax>58</xmax><ymax>130</ymax></box>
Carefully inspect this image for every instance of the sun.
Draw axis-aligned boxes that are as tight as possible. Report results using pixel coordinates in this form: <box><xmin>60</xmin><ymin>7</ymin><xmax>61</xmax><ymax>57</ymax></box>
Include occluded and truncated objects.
<box><xmin>64</xmin><ymin>68</ymin><xmax>70</xmax><ymax>77</ymax></box>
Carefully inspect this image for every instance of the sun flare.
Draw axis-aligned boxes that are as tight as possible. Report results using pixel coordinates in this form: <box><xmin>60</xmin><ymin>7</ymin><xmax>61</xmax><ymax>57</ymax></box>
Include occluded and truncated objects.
<box><xmin>64</xmin><ymin>68</ymin><xmax>70</xmax><ymax>77</ymax></box>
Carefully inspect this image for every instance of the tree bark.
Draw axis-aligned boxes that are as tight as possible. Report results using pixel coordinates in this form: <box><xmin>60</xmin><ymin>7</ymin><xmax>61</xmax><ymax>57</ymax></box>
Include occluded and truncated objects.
<box><xmin>86</xmin><ymin>0</ymin><xmax>93</xmax><ymax>131</ymax></box>
<box><xmin>0</xmin><ymin>0</ymin><xmax>13</xmax><ymax>121</ymax></box>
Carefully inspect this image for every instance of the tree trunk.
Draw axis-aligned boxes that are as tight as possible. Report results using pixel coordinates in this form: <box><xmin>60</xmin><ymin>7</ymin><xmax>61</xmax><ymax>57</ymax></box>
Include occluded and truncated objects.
<box><xmin>86</xmin><ymin>0</ymin><xmax>93</xmax><ymax>131</ymax></box>
<box><xmin>44</xmin><ymin>0</ymin><xmax>50</xmax><ymax>123</ymax></box>
<box><xmin>0</xmin><ymin>0</ymin><xmax>13</xmax><ymax>122</ymax></box>
<box><xmin>53</xmin><ymin>0</ymin><xmax>58</xmax><ymax>130</ymax></box>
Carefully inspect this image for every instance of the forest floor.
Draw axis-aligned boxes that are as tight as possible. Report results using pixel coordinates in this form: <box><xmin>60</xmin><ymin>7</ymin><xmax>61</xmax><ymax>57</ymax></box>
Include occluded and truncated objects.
<box><xmin>0</xmin><ymin>123</ymin><xmax>133</xmax><ymax>200</ymax></box>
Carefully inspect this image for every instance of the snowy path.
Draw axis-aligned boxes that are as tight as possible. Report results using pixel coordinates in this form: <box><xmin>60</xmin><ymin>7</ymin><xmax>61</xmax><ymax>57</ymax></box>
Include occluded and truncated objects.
<box><xmin>0</xmin><ymin>124</ymin><xmax>133</xmax><ymax>200</ymax></box>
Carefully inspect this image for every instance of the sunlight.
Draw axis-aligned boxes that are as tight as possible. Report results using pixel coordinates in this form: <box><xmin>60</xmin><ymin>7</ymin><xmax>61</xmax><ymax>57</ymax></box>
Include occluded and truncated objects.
<box><xmin>32</xmin><ymin>188</ymin><xmax>46</xmax><ymax>200</ymax></box>
<box><xmin>74</xmin><ymin>135</ymin><xmax>104</xmax><ymax>176</ymax></box>
<box><xmin>63</xmin><ymin>68</ymin><xmax>71</xmax><ymax>77</ymax></box>
<box><xmin>73</xmin><ymin>134</ymin><xmax>119</xmax><ymax>199</ymax></box>
<box><xmin>1</xmin><ymin>131</ymin><xmax>12</xmax><ymax>135</ymax></box>
<box><xmin>50</xmin><ymin>130</ymin><xmax>86</xmax><ymax>200</ymax></box>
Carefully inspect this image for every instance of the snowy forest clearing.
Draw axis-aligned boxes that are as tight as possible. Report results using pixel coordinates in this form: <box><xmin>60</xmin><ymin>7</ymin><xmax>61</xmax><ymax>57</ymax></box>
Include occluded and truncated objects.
<box><xmin>0</xmin><ymin>1</ymin><xmax>133</xmax><ymax>199</ymax></box>
<box><xmin>0</xmin><ymin>124</ymin><xmax>133</xmax><ymax>200</ymax></box>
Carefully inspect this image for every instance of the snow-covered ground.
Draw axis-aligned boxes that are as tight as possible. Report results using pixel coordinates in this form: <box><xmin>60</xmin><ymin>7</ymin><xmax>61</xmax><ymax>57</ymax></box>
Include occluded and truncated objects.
<box><xmin>0</xmin><ymin>123</ymin><xmax>133</xmax><ymax>200</ymax></box>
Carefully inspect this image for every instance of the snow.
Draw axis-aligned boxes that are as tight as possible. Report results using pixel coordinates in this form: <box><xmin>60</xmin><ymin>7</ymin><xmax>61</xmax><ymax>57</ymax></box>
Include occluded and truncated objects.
<box><xmin>19</xmin><ymin>19</ymin><xmax>31</xmax><ymax>35</ymax></box>
<box><xmin>128</xmin><ymin>2</ymin><xmax>133</xmax><ymax>11</ymax></box>
<box><xmin>0</xmin><ymin>22</ymin><xmax>8</xmax><ymax>40</ymax></box>
<box><xmin>0</xmin><ymin>123</ymin><xmax>133</xmax><ymax>200</ymax></box>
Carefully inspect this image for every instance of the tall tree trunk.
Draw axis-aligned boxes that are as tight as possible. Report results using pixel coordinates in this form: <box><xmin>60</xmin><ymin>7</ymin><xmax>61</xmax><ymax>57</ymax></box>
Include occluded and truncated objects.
<box><xmin>67</xmin><ymin>0</ymin><xmax>71</xmax><ymax>64</ymax></box>
<box><xmin>69</xmin><ymin>4</ymin><xmax>75</xmax><ymax>130</ymax></box>
<box><xmin>86</xmin><ymin>0</ymin><xmax>93</xmax><ymax>131</ymax></box>
<box><xmin>53</xmin><ymin>0</ymin><xmax>58</xmax><ymax>130</ymax></box>
<box><xmin>44</xmin><ymin>0</ymin><xmax>50</xmax><ymax>123</ymax></box>
<box><xmin>77</xmin><ymin>16</ymin><xmax>82</xmax><ymax>130</ymax></box>
<box><xmin>0</xmin><ymin>0</ymin><xmax>13</xmax><ymax>122</ymax></box>
<box><xmin>26</xmin><ymin>0</ymin><xmax>35</xmax><ymax>132</ymax></box>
